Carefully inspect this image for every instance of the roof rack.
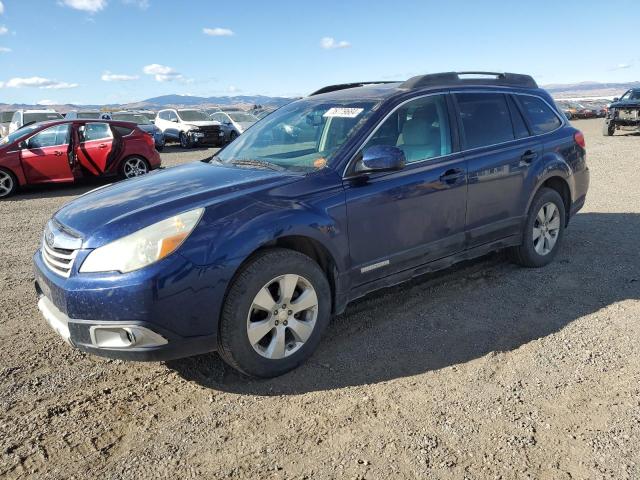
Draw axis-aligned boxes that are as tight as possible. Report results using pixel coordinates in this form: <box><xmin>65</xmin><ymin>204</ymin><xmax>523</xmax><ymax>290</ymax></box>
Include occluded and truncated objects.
<box><xmin>309</xmin><ymin>81</ymin><xmax>397</xmax><ymax>96</ymax></box>
<box><xmin>400</xmin><ymin>72</ymin><xmax>538</xmax><ymax>90</ymax></box>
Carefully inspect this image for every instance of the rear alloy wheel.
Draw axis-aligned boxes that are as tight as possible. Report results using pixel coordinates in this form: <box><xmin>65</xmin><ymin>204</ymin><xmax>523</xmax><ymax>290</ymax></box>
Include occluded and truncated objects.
<box><xmin>179</xmin><ymin>132</ymin><xmax>192</xmax><ymax>149</ymax></box>
<box><xmin>121</xmin><ymin>157</ymin><xmax>149</xmax><ymax>179</ymax></box>
<box><xmin>509</xmin><ymin>187</ymin><xmax>565</xmax><ymax>268</ymax></box>
<box><xmin>0</xmin><ymin>169</ymin><xmax>17</xmax><ymax>199</ymax></box>
<box><xmin>218</xmin><ymin>248</ymin><xmax>331</xmax><ymax>378</ymax></box>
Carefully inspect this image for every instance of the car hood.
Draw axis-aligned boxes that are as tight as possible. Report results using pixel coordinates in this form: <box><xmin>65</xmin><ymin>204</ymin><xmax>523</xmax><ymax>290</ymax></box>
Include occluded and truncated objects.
<box><xmin>184</xmin><ymin>121</ymin><xmax>221</xmax><ymax>128</ymax></box>
<box><xmin>610</xmin><ymin>100</ymin><xmax>640</xmax><ymax>108</ymax></box>
<box><xmin>54</xmin><ymin>161</ymin><xmax>299</xmax><ymax>248</ymax></box>
<box><xmin>237</xmin><ymin>121</ymin><xmax>256</xmax><ymax>131</ymax></box>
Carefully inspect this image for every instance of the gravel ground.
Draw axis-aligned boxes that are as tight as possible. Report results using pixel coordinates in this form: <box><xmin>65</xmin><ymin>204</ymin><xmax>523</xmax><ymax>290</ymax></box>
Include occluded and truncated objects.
<box><xmin>1</xmin><ymin>121</ymin><xmax>639</xmax><ymax>479</ymax></box>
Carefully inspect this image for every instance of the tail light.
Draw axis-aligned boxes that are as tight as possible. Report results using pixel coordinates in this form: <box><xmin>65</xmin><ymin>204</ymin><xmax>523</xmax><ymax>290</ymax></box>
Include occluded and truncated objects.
<box><xmin>142</xmin><ymin>131</ymin><xmax>155</xmax><ymax>147</ymax></box>
<box><xmin>574</xmin><ymin>131</ymin><xmax>585</xmax><ymax>149</ymax></box>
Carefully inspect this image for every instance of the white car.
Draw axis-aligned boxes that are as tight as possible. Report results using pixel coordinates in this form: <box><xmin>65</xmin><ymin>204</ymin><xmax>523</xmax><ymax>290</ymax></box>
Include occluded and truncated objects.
<box><xmin>0</xmin><ymin>111</ymin><xmax>16</xmax><ymax>138</ymax></box>
<box><xmin>154</xmin><ymin>109</ymin><xmax>225</xmax><ymax>148</ymax></box>
<box><xmin>9</xmin><ymin>109</ymin><xmax>63</xmax><ymax>133</ymax></box>
<box><xmin>209</xmin><ymin>111</ymin><xmax>259</xmax><ymax>142</ymax></box>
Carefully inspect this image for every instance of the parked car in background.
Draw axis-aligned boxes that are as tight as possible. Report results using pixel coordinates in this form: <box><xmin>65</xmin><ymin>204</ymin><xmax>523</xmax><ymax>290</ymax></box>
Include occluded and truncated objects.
<box><xmin>209</xmin><ymin>111</ymin><xmax>259</xmax><ymax>142</ymax></box>
<box><xmin>32</xmin><ymin>72</ymin><xmax>588</xmax><ymax>378</ymax></box>
<box><xmin>65</xmin><ymin>111</ymin><xmax>104</xmax><ymax>120</ymax></box>
<box><xmin>0</xmin><ymin>111</ymin><xmax>16</xmax><ymax>137</ymax></box>
<box><xmin>0</xmin><ymin>119</ymin><xmax>161</xmax><ymax>198</ymax></box>
<box><xmin>555</xmin><ymin>101</ymin><xmax>573</xmax><ymax>120</ymax></box>
<box><xmin>111</xmin><ymin>111</ymin><xmax>165</xmax><ymax>151</ymax></box>
<box><xmin>603</xmin><ymin>88</ymin><xmax>640</xmax><ymax>136</ymax></box>
<box><xmin>154</xmin><ymin>109</ymin><xmax>224</xmax><ymax>148</ymax></box>
<box><xmin>9</xmin><ymin>109</ymin><xmax>64</xmax><ymax>133</ymax></box>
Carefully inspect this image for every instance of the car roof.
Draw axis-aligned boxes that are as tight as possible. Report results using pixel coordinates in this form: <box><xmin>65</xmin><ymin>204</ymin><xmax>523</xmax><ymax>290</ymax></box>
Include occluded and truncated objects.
<box><xmin>26</xmin><ymin>119</ymin><xmax>139</xmax><ymax>129</ymax></box>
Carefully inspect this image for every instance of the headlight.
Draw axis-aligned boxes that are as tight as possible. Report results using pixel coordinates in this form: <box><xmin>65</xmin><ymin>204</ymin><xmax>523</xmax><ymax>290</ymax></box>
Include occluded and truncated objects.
<box><xmin>80</xmin><ymin>208</ymin><xmax>204</xmax><ymax>273</ymax></box>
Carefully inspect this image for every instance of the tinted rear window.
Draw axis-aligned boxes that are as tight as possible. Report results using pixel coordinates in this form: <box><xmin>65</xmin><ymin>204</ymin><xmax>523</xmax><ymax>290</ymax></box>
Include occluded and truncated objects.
<box><xmin>455</xmin><ymin>93</ymin><xmax>514</xmax><ymax>149</ymax></box>
<box><xmin>516</xmin><ymin>96</ymin><xmax>562</xmax><ymax>135</ymax></box>
<box><xmin>24</xmin><ymin>112</ymin><xmax>63</xmax><ymax>124</ymax></box>
<box><xmin>1</xmin><ymin>111</ymin><xmax>14</xmax><ymax>122</ymax></box>
<box><xmin>113</xmin><ymin>126</ymin><xmax>134</xmax><ymax>136</ymax></box>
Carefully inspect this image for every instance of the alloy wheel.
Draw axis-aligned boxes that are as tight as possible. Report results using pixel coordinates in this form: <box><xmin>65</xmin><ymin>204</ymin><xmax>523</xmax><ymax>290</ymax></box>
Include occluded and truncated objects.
<box><xmin>123</xmin><ymin>158</ymin><xmax>148</xmax><ymax>178</ymax></box>
<box><xmin>533</xmin><ymin>202</ymin><xmax>561</xmax><ymax>255</ymax></box>
<box><xmin>0</xmin><ymin>170</ymin><xmax>14</xmax><ymax>198</ymax></box>
<box><xmin>246</xmin><ymin>274</ymin><xmax>318</xmax><ymax>359</ymax></box>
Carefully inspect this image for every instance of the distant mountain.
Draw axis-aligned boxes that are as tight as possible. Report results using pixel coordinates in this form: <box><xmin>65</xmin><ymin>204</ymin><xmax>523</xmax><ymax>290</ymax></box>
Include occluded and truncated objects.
<box><xmin>123</xmin><ymin>94</ymin><xmax>295</xmax><ymax>110</ymax></box>
<box><xmin>543</xmin><ymin>81</ymin><xmax>640</xmax><ymax>99</ymax></box>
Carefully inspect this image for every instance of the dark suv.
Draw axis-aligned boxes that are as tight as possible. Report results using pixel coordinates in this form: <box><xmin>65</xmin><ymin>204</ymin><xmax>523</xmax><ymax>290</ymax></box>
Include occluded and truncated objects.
<box><xmin>34</xmin><ymin>72</ymin><xmax>589</xmax><ymax>378</ymax></box>
<box><xmin>603</xmin><ymin>88</ymin><xmax>640</xmax><ymax>136</ymax></box>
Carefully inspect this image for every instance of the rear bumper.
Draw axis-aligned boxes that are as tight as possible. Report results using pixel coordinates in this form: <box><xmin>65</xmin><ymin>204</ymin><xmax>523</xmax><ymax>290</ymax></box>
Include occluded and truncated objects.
<box><xmin>33</xmin><ymin>249</ymin><xmax>219</xmax><ymax>361</ymax></box>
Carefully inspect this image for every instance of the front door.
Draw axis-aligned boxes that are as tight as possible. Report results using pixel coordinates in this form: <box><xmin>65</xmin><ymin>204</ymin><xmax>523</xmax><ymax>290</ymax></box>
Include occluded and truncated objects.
<box><xmin>20</xmin><ymin>123</ymin><xmax>74</xmax><ymax>183</ymax></box>
<box><xmin>75</xmin><ymin>122</ymin><xmax>114</xmax><ymax>175</ymax></box>
<box><xmin>344</xmin><ymin>94</ymin><xmax>468</xmax><ymax>285</ymax></box>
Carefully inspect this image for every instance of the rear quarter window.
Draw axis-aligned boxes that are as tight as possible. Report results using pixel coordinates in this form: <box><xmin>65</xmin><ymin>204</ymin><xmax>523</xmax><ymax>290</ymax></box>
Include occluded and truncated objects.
<box><xmin>113</xmin><ymin>126</ymin><xmax>134</xmax><ymax>136</ymax></box>
<box><xmin>515</xmin><ymin>96</ymin><xmax>562</xmax><ymax>135</ymax></box>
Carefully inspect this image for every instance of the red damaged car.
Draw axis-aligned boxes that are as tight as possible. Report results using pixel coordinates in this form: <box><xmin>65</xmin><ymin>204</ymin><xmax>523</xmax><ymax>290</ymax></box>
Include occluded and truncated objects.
<box><xmin>0</xmin><ymin>119</ymin><xmax>161</xmax><ymax>198</ymax></box>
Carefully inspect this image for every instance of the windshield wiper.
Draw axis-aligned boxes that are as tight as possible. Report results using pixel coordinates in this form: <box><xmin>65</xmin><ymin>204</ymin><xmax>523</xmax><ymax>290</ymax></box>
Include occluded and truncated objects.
<box><xmin>230</xmin><ymin>159</ymin><xmax>285</xmax><ymax>171</ymax></box>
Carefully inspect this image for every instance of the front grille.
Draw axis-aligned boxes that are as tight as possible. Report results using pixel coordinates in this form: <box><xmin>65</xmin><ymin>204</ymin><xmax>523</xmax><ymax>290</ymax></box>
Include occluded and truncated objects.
<box><xmin>619</xmin><ymin>109</ymin><xmax>640</xmax><ymax>121</ymax></box>
<box><xmin>41</xmin><ymin>240</ymin><xmax>78</xmax><ymax>278</ymax></box>
<box><xmin>198</xmin><ymin>125</ymin><xmax>221</xmax><ymax>134</ymax></box>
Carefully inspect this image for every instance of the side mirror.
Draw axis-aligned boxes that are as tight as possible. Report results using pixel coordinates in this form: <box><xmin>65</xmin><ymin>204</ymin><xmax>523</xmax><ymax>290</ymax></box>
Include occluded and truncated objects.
<box><xmin>356</xmin><ymin>145</ymin><xmax>406</xmax><ymax>173</ymax></box>
<box><xmin>613</xmin><ymin>97</ymin><xmax>619</xmax><ymax>102</ymax></box>
<box><xmin>171</xmin><ymin>118</ymin><xmax>178</xmax><ymax>123</ymax></box>
<box><xmin>19</xmin><ymin>140</ymin><xmax>28</xmax><ymax>150</ymax></box>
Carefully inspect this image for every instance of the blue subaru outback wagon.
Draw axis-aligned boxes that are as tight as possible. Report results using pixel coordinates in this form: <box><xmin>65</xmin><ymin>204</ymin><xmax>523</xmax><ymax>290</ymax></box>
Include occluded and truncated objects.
<box><xmin>34</xmin><ymin>72</ymin><xmax>589</xmax><ymax>377</ymax></box>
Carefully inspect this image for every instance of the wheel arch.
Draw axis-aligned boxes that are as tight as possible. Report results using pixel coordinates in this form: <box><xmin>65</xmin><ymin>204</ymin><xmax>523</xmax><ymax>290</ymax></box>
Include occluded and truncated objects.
<box><xmin>527</xmin><ymin>174</ymin><xmax>572</xmax><ymax>226</ymax></box>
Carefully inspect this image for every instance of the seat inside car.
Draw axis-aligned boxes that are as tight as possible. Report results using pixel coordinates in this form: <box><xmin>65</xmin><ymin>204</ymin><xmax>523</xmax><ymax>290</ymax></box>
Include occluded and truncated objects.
<box><xmin>398</xmin><ymin>104</ymin><xmax>441</xmax><ymax>162</ymax></box>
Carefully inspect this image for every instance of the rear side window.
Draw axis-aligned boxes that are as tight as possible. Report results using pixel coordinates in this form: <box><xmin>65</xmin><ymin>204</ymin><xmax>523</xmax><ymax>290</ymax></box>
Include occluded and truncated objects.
<box><xmin>515</xmin><ymin>95</ymin><xmax>562</xmax><ymax>135</ymax></box>
<box><xmin>507</xmin><ymin>96</ymin><xmax>530</xmax><ymax>139</ymax></box>
<box><xmin>113</xmin><ymin>126</ymin><xmax>134</xmax><ymax>136</ymax></box>
<box><xmin>81</xmin><ymin>123</ymin><xmax>112</xmax><ymax>142</ymax></box>
<box><xmin>455</xmin><ymin>93</ymin><xmax>514</xmax><ymax>149</ymax></box>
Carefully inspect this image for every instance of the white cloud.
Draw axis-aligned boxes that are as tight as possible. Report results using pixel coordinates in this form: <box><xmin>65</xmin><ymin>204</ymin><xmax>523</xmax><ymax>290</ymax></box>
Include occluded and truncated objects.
<box><xmin>0</xmin><ymin>2</ymin><xmax>4</xmax><ymax>15</ymax></box>
<box><xmin>203</xmin><ymin>27</ymin><xmax>234</xmax><ymax>37</ymax></box>
<box><xmin>3</xmin><ymin>77</ymin><xmax>79</xmax><ymax>89</ymax></box>
<box><xmin>60</xmin><ymin>0</ymin><xmax>107</xmax><ymax>13</ymax></box>
<box><xmin>0</xmin><ymin>26</ymin><xmax>7</xmax><ymax>35</ymax></box>
<box><xmin>320</xmin><ymin>37</ymin><xmax>351</xmax><ymax>50</ymax></box>
<box><xmin>227</xmin><ymin>85</ymin><xmax>240</xmax><ymax>93</ymax></box>
<box><xmin>101</xmin><ymin>71</ymin><xmax>139</xmax><ymax>81</ymax></box>
<box><xmin>614</xmin><ymin>63</ymin><xmax>631</xmax><ymax>70</ymax></box>
<box><xmin>143</xmin><ymin>63</ymin><xmax>183</xmax><ymax>82</ymax></box>
<box><xmin>122</xmin><ymin>0</ymin><xmax>149</xmax><ymax>8</ymax></box>
<box><xmin>0</xmin><ymin>46</ymin><xmax>10</xmax><ymax>53</ymax></box>
<box><xmin>37</xmin><ymin>99</ymin><xmax>58</xmax><ymax>106</ymax></box>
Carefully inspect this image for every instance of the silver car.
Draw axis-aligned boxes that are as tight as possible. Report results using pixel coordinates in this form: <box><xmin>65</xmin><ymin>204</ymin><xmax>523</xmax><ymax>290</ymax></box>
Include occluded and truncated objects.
<box><xmin>209</xmin><ymin>111</ymin><xmax>259</xmax><ymax>142</ymax></box>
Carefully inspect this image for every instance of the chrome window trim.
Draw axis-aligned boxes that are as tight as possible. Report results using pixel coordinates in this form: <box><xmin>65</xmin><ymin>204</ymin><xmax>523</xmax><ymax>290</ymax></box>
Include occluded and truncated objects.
<box><xmin>342</xmin><ymin>89</ymin><xmax>566</xmax><ymax>178</ymax></box>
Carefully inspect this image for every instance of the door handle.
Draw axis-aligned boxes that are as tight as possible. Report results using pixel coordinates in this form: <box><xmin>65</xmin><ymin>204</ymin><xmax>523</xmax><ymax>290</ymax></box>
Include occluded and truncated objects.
<box><xmin>521</xmin><ymin>150</ymin><xmax>538</xmax><ymax>164</ymax></box>
<box><xmin>53</xmin><ymin>151</ymin><xmax>63</xmax><ymax>156</ymax></box>
<box><xmin>98</xmin><ymin>143</ymin><xmax>108</xmax><ymax>149</ymax></box>
<box><xmin>439</xmin><ymin>168</ymin><xmax>465</xmax><ymax>184</ymax></box>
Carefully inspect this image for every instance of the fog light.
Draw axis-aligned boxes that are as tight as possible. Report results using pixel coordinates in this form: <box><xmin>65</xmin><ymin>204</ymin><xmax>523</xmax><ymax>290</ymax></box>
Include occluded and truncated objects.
<box><xmin>89</xmin><ymin>325</ymin><xmax>168</xmax><ymax>349</ymax></box>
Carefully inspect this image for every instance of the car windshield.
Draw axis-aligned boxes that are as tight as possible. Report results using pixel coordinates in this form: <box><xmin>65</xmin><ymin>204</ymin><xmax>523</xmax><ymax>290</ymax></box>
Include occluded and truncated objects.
<box><xmin>1</xmin><ymin>111</ymin><xmax>14</xmax><ymax>122</ymax></box>
<box><xmin>112</xmin><ymin>113</ymin><xmax>152</xmax><ymax>124</ymax></box>
<box><xmin>0</xmin><ymin>124</ymin><xmax>39</xmax><ymax>145</ymax></box>
<box><xmin>178</xmin><ymin>110</ymin><xmax>209</xmax><ymax>121</ymax></box>
<box><xmin>77</xmin><ymin>112</ymin><xmax>102</xmax><ymax>119</ymax></box>
<box><xmin>228</xmin><ymin>112</ymin><xmax>258</xmax><ymax>123</ymax></box>
<box><xmin>620</xmin><ymin>90</ymin><xmax>640</xmax><ymax>101</ymax></box>
<box><xmin>24</xmin><ymin>112</ymin><xmax>63</xmax><ymax>123</ymax></box>
<box><xmin>216</xmin><ymin>98</ymin><xmax>380</xmax><ymax>172</ymax></box>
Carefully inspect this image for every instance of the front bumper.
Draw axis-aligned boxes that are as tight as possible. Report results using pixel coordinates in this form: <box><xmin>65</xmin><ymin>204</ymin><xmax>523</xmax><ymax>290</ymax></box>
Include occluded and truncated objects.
<box><xmin>189</xmin><ymin>130</ymin><xmax>225</xmax><ymax>146</ymax></box>
<box><xmin>33</xmin><ymin>249</ymin><xmax>219</xmax><ymax>361</ymax></box>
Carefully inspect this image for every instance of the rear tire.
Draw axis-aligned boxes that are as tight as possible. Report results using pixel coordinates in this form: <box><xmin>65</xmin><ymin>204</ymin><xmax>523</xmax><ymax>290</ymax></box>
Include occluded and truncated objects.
<box><xmin>120</xmin><ymin>156</ymin><xmax>150</xmax><ymax>179</ymax></box>
<box><xmin>0</xmin><ymin>168</ymin><xmax>17</xmax><ymax>199</ymax></box>
<box><xmin>509</xmin><ymin>187</ymin><xmax>565</xmax><ymax>268</ymax></box>
<box><xmin>603</xmin><ymin>121</ymin><xmax>615</xmax><ymax>136</ymax></box>
<box><xmin>217</xmin><ymin>248</ymin><xmax>331</xmax><ymax>378</ymax></box>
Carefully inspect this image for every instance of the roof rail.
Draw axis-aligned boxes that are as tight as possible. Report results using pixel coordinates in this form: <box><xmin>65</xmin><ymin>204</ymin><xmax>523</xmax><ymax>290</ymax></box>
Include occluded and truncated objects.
<box><xmin>400</xmin><ymin>72</ymin><xmax>538</xmax><ymax>90</ymax></box>
<box><xmin>309</xmin><ymin>81</ymin><xmax>397</xmax><ymax>96</ymax></box>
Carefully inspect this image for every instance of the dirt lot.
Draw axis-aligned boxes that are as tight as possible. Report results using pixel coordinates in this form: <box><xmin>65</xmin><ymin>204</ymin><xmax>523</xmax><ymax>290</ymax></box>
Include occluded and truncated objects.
<box><xmin>1</xmin><ymin>121</ymin><xmax>639</xmax><ymax>479</ymax></box>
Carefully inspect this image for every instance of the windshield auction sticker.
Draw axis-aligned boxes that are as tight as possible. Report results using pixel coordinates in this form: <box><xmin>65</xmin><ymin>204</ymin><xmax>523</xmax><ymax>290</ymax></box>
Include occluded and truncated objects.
<box><xmin>323</xmin><ymin>107</ymin><xmax>364</xmax><ymax>118</ymax></box>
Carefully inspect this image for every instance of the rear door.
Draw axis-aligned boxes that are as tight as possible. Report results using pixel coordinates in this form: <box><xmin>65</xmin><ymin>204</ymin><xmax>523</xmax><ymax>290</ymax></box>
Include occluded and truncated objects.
<box><xmin>75</xmin><ymin>122</ymin><xmax>114</xmax><ymax>175</ymax></box>
<box><xmin>454</xmin><ymin>92</ymin><xmax>542</xmax><ymax>248</ymax></box>
<box><xmin>20</xmin><ymin>124</ymin><xmax>74</xmax><ymax>183</ymax></box>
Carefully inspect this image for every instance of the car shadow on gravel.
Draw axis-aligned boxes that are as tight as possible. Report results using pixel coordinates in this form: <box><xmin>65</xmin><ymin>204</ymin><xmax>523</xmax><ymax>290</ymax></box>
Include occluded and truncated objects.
<box><xmin>166</xmin><ymin>212</ymin><xmax>640</xmax><ymax>395</ymax></box>
<box><xmin>3</xmin><ymin>178</ymin><xmax>109</xmax><ymax>202</ymax></box>
<box><xmin>161</xmin><ymin>144</ymin><xmax>221</xmax><ymax>154</ymax></box>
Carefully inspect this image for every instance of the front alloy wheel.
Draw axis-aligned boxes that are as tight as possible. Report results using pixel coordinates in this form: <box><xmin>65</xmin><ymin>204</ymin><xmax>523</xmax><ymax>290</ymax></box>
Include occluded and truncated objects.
<box><xmin>122</xmin><ymin>157</ymin><xmax>149</xmax><ymax>178</ymax></box>
<box><xmin>218</xmin><ymin>248</ymin><xmax>331</xmax><ymax>378</ymax></box>
<box><xmin>247</xmin><ymin>274</ymin><xmax>318</xmax><ymax>359</ymax></box>
<box><xmin>0</xmin><ymin>169</ymin><xmax>16</xmax><ymax>198</ymax></box>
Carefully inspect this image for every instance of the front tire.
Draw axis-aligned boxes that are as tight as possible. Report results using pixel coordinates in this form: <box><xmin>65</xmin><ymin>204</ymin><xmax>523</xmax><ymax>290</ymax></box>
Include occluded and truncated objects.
<box><xmin>0</xmin><ymin>168</ymin><xmax>17</xmax><ymax>199</ymax></box>
<box><xmin>603</xmin><ymin>120</ymin><xmax>615</xmax><ymax>136</ymax></box>
<box><xmin>217</xmin><ymin>248</ymin><xmax>331</xmax><ymax>378</ymax></box>
<box><xmin>509</xmin><ymin>187</ymin><xmax>565</xmax><ymax>268</ymax></box>
<box><xmin>179</xmin><ymin>132</ymin><xmax>192</xmax><ymax>149</ymax></box>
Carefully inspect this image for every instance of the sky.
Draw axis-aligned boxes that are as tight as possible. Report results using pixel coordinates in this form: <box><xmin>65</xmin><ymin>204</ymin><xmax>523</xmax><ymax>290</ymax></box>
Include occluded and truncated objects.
<box><xmin>0</xmin><ymin>0</ymin><xmax>639</xmax><ymax>105</ymax></box>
